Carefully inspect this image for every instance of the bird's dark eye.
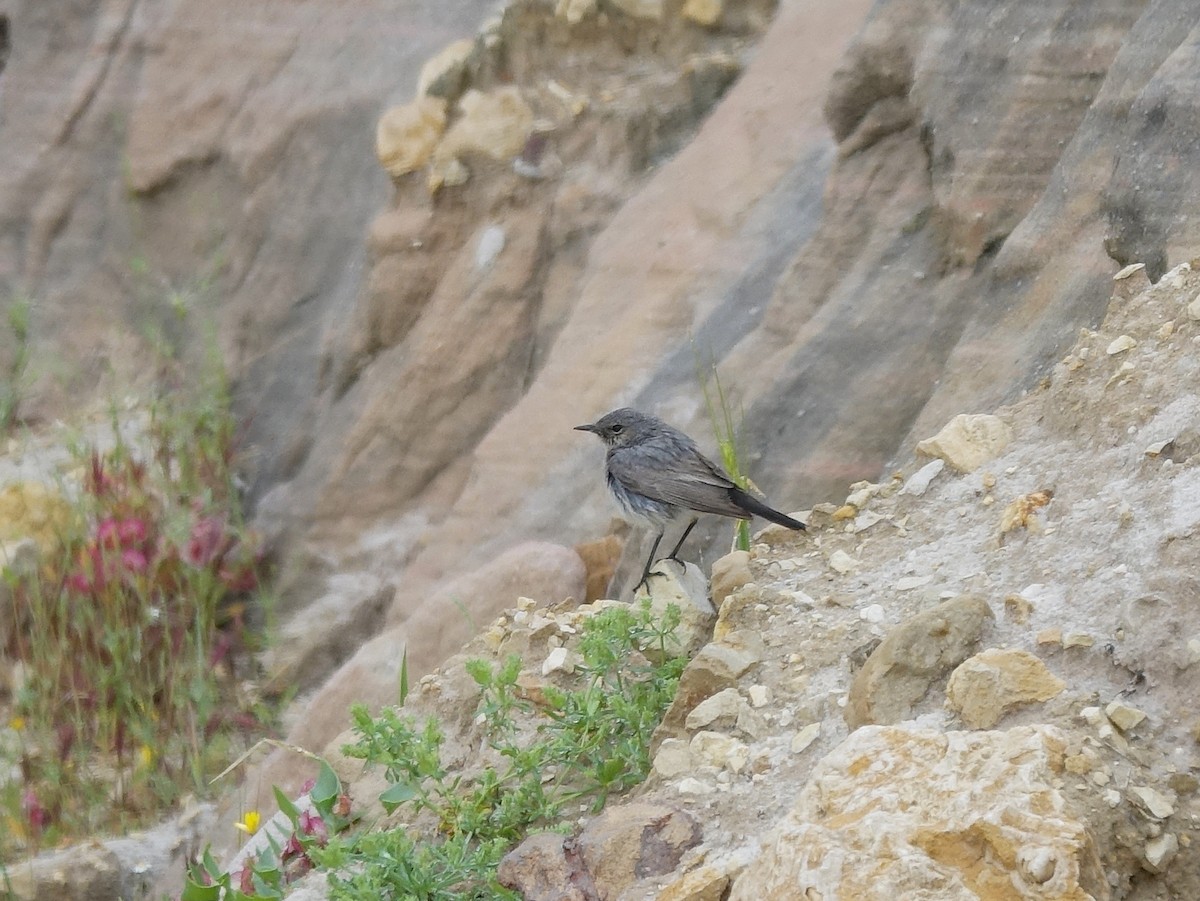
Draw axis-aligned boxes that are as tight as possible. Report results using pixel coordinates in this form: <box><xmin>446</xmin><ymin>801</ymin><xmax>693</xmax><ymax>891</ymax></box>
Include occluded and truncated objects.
<box><xmin>610</xmin><ymin>424</ymin><xmax>623</xmax><ymax>434</ymax></box>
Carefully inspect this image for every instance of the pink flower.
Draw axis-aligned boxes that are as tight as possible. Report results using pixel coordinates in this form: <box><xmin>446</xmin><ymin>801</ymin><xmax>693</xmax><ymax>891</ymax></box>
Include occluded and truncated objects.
<box><xmin>22</xmin><ymin>789</ymin><xmax>48</xmax><ymax>832</ymax></box>
<box><xmin>121</xmin><ymin>548</ymin><xmax>149</xmax><ymax>572</ymax></box>
<box><xmin>299</xmin><ymin>809</ymin><xmax>328</xmax><ymax>844</ymax></box>
<box><xmin>117</xmin><ymin>518</ymin><xmax>148</xmax><ymax>546</ymax></box>
<box><xmin>186</xmin><ymin>516</ymin><xmax>227</xmax><ymax>567</ymax></box>
<box><xmin>96</xmin><ymin>517</ymin><xmax>121</xmax><ymax>548</ymax></box>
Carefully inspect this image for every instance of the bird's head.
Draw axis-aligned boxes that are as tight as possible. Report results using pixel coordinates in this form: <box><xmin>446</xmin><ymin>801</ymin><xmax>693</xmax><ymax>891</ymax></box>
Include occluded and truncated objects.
<box><xmin>574</xmin><ymin>407</ymin><xmax>655</xmax><ymax>449</ymax></box>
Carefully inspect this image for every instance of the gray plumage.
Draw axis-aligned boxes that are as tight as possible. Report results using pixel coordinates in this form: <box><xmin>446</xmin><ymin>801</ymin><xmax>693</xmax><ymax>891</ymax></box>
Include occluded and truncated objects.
<box><xmin>575</xmin><ymin>408</ymin><xmax>805</xmax><ymax>586</ymax></box>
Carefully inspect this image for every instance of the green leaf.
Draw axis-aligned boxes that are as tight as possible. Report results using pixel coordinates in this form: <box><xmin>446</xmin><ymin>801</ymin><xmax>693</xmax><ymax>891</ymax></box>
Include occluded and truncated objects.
<box><xmin>379</xmin><ymin>781</ymin><xmax>419</xmax><ymax>813</ymax></box>
<box><xmin>312</xmin><ymin>759</ymin><xmax>340</xmax><ymax>808</ymax></box>
<box><xmin>398</xmin><ymin>645</ymin><xmax>410</xmax><ymax>705</ymax></box>
<box><xmin>181</xmin><ymin>874</ymin><xmax>223</xmax><ymax>901</ymax></box>
<box><xmin>273</xmin><ymin>785</ymin><xmax>301</xmax><ymax>822</ymax></box>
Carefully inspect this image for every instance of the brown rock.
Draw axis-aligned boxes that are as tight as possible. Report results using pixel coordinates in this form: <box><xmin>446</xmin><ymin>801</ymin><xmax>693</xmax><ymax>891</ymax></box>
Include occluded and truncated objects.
<box><xmin>375</xmin><ymin>97</ymin><xmax>447</xmax><ymax>177</ymax></box>
<box><xmin>574</xmin><ymin>534</ymin><xmax>624</xmax><ymax>602</ymax></box>
<box><xmin>497</xmin><ymin>833</ymin><xmax>593</xmax><ymax>901</ymax></box>
<box><xmin>946</xmin><ymin>648</ymin><xmax>1067</xmax><ymax>729</ymax></box>
<box><xmin>710</xmin><ymin>550</ymin><xmax>752</xmax><ymax>608</ymax></box>
<box><xmin>577</xmin><ymin>802</ymin><xmax>702</xmax><ymax>896</ymax></box>
<box><xmin>845</xmin><ymin>595</ymin><xmax>993</xmax><ymax>728</ymax></box>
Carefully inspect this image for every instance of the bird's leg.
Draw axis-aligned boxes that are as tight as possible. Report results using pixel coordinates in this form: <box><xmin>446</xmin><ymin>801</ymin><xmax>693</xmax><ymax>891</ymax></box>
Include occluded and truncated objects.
<box><xmin>666</xmin><ymin>518</ymin><xmax>698</xmax><ymax>563</ymax></box>
<box><xmin>634</xmin><ymin>530</ymin><xmax>665</xmax><ymax>594</ymax></box>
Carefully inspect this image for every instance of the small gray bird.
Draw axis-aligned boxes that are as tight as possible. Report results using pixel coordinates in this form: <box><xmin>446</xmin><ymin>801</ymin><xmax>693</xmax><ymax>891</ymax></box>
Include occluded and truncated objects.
<box><xmin>575</xmin><ymin>408</ymin><xmax>805</xmax><ymax>588</ymax></box>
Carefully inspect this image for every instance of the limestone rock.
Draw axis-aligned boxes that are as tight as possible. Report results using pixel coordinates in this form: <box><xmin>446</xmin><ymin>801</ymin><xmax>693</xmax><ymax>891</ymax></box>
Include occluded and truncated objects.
<box><xmin>710</xmin><ymin>550</ymin><xmax>752</xmax><ymax>607</ymax></box>
<box><xmin>657</xmin><ymin>865</ymin><xmax>730</xmax><ymax>901</ymax></box>
<box><xmin>690</xmin><ymin>730</ymin><xmax>749</xmax><ymax>772</ymax></box>
<box><xmin>644</xmin><ymin>559</ymin><xmax>716</xmax><ymax>658</ymax></box>
<box><xmin>416</xmin><ymin>39</ymin><xmax>474</xmax><ymax>100</ymax></box>
<box><xmin>375</xmin><ymin>97</ymin><xmax>447</xmax><ymax>177</ymax></box>
<box><xmin>682</xmin><ymin>0</ymin><xmax>723</xmax><ymax>28</ymax></box>
<box><xmin>577</xmin><ymin>802</ymin><xmax>702</xmax><ymax>897</ymax></box>
<box><xmin>1104</xmin><ymin>700</ymin><xmax>1147</xmax><ymax>733</ymax></box>
<box><xmin>946</xmin><ymin>648</ymin><xmax>1066</xmax><ymax>729</ymax></box>
<box><xmin>729</xmin><ymin>725</ymin><xmax>1109</xmax><ymax>900</ymax></box>
<box><xmin>654</xmin><ymin>738</ymin><xmax>693</xmax><ymax>778</ymax></box>
<box><xmin>685</xmin><ymin>687</ymin><xmax>747</xmax><ymax>730</ymax></box>
<box><xmin>916</xmin><ymin>414</ymin><xmax>1014</xmax><ymax>473</ymax></box>
<box><xmin>609</xmin><ymin>0</ymin><xmax>665</xmax><ymax>21</ymax></box>
<box><xmin>435</xmin><ymin>87</ymin><xmax>534</xmax><ymax>166</ymax></box>
<box><xmin>653</xmin><ymin>632</ymin><xmax>765</xmax><ymax>745</ymax></box>
<box><xmin>555</xmin><ymin>0</ymin><xmax>598</xmax><ymax>24</ymax></box>
<box><xmin>846</xmin><ymin>595</ymin><xmax>994</xmax><ymax>728</ymax></box>
<box><xmin>900</xmin><ymin>459</ymin><xmax>945</xmax><ymax>496</ymax></box>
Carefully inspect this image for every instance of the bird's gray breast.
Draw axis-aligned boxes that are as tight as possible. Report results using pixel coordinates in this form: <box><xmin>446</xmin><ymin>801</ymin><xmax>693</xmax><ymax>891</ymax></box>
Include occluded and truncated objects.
<box><xmin>605</xmin><ymin>461</ymin><xmax>677</xmax><ymax>525</ymax></box>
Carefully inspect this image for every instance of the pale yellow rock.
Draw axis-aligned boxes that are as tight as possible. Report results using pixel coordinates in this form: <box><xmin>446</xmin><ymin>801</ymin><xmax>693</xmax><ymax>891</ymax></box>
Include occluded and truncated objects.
<box><xmin>416</xmin><ymin>38</ymin><xmax>474</xmax><ymax>99</ymax></box>
<box><xmin>790</xmin><ymin>722</ymin><xmax>820</xmax><ymax>754</ymax></box>
<box><xmin>1144</xmin><ymin>833</ymin><xmax>1179</xmax><ymax>873</ymax></box>
<box><xmin>653</xmin><ymin>738</ymin><xmax>692</xmax><ymax>778</ymax></box>
<box><xmin>682</xmin><ymin>0</ymin><xmax>723</xmax><ymax>26</ymax></box>
<box><xmin>555</xmin><ymin>0</ymin><xmax>598</xmax><ymax>24</ymax></box>
<box><xmin>946</xmin><ymin>648</ymin><xmax>1066</xmax><ymax>729</ymax></box>
<box><xmin>610</xmin><ymin>0</ymin><xmax>664</xmax><ymax>20</ymax></box>
<box><xmin>1063</xmin><ymin>632</ymin><xmax>1094</xmax><ymax>649</ymax></box>
<box><xmin>729</xmin><ymin>725</ymin><xmax>1108</xmax><ymax>901</ymax></box>
<box><xmin>1187</xmin><ymin>294</ymin><xmax>1200</xmax><ymax>322</ymax></box>
<box><xmin>1105</xmin><ymin>699</ymin><xmax>1146</xmax><ymax>732</ymax></box>
<box><xmin>690</xmin><ymin>730</ymin><xmax>749</xmax><ymax>772</ymax></box>
<box><xmin>1130</xmin><ymin>785</ymin><xmax>1174</xmax><ymax>819</ymax></box>
<box><xmin>1106</xmin><ymin>334</ymin><xmax>1136</xmax><ymax>355</ymax></box>
<box><xmin>829</xmin><ymin>549</ymin><xmax>858</xmax><ymax>573</ymax></box>
<box><xmin>0</xmin><ymin>482</ymin><xmax>72</xmax><ymax>552</ymax></box>
<box><xmin>375</xmin><ymin>97</ymin><xmax>447</xmax><ymax>177</ymax></box>
<box><xmin>1036</xmin><ymin>627</ymin><xmax>1063</xmax><ymax>646</ymax></box>
<box><xmin>435</xmin><ymin>88</ymin><xmax>534</xmax><ymax>166</ymax></box>
<box><xmin>916</xmin><ymin>413</ymin><xmax>1014</xmax><ymax>473</ymax></box>
<box><xmin>657</xmin><ymin>864</ymin><xmax>730</xmax><ymax>901</ymax></box>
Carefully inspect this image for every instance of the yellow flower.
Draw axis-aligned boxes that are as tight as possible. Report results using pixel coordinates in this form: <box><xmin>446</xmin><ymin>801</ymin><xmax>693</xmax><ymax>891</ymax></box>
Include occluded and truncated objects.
<box><xmin>235</xmin><ymin>810</ymin><xmax>261</xmax><ymax>835</ymax></box>
<box><xmin>138</xmin><ymin>744</ymin><xmax>155</xmax><ymax>768</ymax></box>
<box><xmin>8</xmin><ymin>716</ymin><xmax>25</xmax><ymax>732</ymax></box>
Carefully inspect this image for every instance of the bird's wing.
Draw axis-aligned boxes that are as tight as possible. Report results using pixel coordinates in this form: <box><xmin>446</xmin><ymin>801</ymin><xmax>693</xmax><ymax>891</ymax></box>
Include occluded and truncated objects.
<box><xmin>608</xmin><ymin>444</ymin><xmax>748</xmax><ymax>519</ymax></box>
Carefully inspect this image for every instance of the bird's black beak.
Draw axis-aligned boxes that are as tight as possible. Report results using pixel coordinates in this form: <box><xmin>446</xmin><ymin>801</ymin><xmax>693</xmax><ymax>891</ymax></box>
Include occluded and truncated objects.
<box><xmin>574</xmin><ymin>423</ymin><xmax>598</xmax><ymax>433</ymax></box>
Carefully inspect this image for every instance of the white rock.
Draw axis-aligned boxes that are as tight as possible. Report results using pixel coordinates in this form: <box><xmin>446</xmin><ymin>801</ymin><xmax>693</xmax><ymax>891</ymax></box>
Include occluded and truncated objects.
<box><xmin>541</xmin><ymin>646</ymin><xmax>576</xmax><ymax>675</ymax></box>
<box><xmin>676</xmin><ymin>777</ymin><xmax>713</xmax><ymax>795</ymax></box>
<box><xmin>1187</xmin><ymin>294</ymin><xmax>1200</xmax><ymax>322</ymax></box>
<box><xmin>1145</xmin><ymin>439</ymin><xmax>1174</xmax><ymax>456</ymax></box>
<box><xmin>1130</xmin><ymin>786</ymin><xmax>1174</xmax><ymax>819</ymax></box>
<box><xmin>690</xmin><ymin>731</ymin><xmax>750</xmax><ymax>773</ymax></box>
<box><xmin>748</xmin><ymin>685</ymin><xmax>772</xmax><ymax>708</ymax></box>
<box><xmin>1144</xmin><ymin>833</ymin><xmax>1179</xmax><ymax>872</ymax></box>
<box><xmin>859</xmin><ymin>604</ymin><xmax>886</xmax><ymax>624</ymax></box>
<box><xmin>474</xmin><ymin>225</ymin><xmax>506</xmax><ymax>271</ymax></box>
<box><xmin>1113</xmin><ymin>263</ymin><xmax>1146</xmax><ymax>280</ymax></box>
<box><xmin>900</xmin><ymin>459</ymin><xmax>945</xmax><ymax>496</ymax></box>
<box><xmin>845</xmin><ymin>484</ymin><xmax>880</xmax><ymax>508</ymax></box>
<box><xmin>555</xmin><ymin>0</ymin><xmax>598</xmax><ymax>24</ymax></box>
<box><xmin>1079</xmin><ymin>706</ymin><xmax>1104</xmax><ymax>726</ymax></box>
<box><xmin>1106</xmin><ymin>334</ymin><xmax>1137</xmax><ymax>355</ymax></box>
<box><xmin>1163</xmin><ymin>261</ymin><xmax>1192</xmax><ymax>289</ymax></box>
<box><xmin>1186</xmin><ymin>638</ymin><xmax>1200</xmax><ymax>667</ymax></box>
<box><xmin>686</xmin><ymin>688</ymin><xmax>745</xmax><ymax>730</ymax></box>
<box><xmin>850</xmin><ymin>511</ymin><xmax>885</xmax><ymax>533</ymax></box>
<box><xmin>790</xmin><ymin>722</ymin><xmax>820</xmax><ymax>754</ymax></box>
<box><xmin>653</xmin><ymin>738</ymin><xmax>692</xmax><ymax>778</ymax></box>
<box><xmin>894</xmin><ymin>575</ymin><xmax>932</xmax><ymax>591</ymax></box>
<box><xmin>829</xmin><ymin>550</ymin><xmax>858</xmax><ymax>574</ymax></box>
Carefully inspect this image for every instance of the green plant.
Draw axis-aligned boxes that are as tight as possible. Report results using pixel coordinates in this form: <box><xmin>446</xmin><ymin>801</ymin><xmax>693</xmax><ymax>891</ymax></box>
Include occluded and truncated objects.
<box><xmin>0</xmin><ymin>358</ymin><xmax>271</xmax><ymax>859</ymax></box>
<box><xmin>699</xmin><ymin>357</ymin><xmax>752</xmax><ymax>551</ymax></box>
<box><xmin>314</xmin><ymin>599</ymin><xmax>687</xmax><ymax>900</ymax></box>
<box><xmin>0</xmin><ymin>296</ymin><xmax>32</xmax><ymax>432</ymax></box>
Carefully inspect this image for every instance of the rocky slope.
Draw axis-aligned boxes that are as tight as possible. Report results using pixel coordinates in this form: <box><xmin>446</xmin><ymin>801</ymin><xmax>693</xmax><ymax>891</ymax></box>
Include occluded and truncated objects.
<box><xmin>322</xmin><ymin>261</ymin><xmax>1200</xmax><ymax>900</ymax></box>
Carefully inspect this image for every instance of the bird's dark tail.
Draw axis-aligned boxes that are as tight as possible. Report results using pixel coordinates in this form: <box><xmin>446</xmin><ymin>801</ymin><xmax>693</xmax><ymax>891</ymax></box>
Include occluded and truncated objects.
<box><xmin>730</xmin><ymin>487</ymin><xmax>806</xmax><ymax>530</ymax></box>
